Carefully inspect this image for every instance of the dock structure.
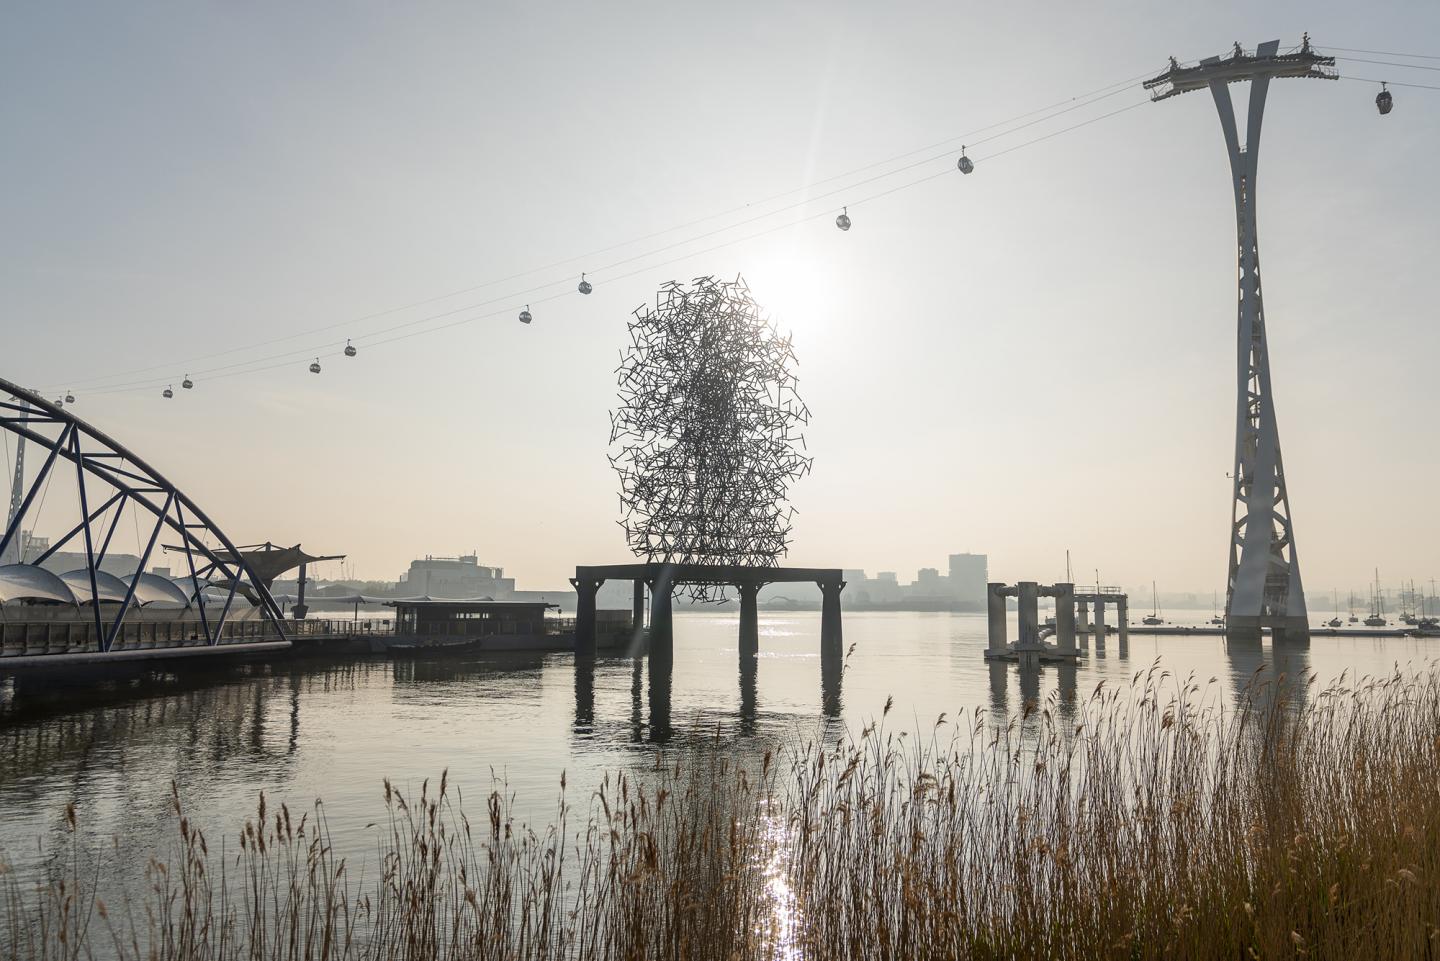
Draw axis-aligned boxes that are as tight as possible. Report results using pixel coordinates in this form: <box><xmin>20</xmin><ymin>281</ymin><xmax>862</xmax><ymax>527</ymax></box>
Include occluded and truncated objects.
<box><xmin>986</xmin><ymin>581</ymin><xmax>1128</xmax><ymax>661</ymax></box>
<box><xmin>571</xmin><ymin>562</ymin><xmax>846</xmax><ymax>670</ymax></box>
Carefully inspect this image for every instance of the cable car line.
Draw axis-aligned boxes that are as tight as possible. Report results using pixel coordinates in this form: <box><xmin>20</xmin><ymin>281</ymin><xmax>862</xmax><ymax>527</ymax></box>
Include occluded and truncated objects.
<box><xmin>82</xmin><ymin>96</ymin><xmax>1153</xmax><ymax>397</ymax></box>
<box><xmin>1322</xmin><ymin>46</ymin><xmax>1440</xmax><ymax>61</ymax></box>
<box><xmin>1335</xmin><ymin>56</ymin><xmax>1440</xmax><ymax>73</ymax></box>
<box><xmin>1340</xmin><ymin>75</ymin><xmax>1440</xmax><ymax>91</ymax></box>
<box><xmin>43</xmin><ymin>41</ymin><xmax>1414</xmax><ymax>402</ymax></box>
<box><xmin>40</xmin><ymin>69</ymin><xmax>1158</xmax><ymax>395</ymax></box>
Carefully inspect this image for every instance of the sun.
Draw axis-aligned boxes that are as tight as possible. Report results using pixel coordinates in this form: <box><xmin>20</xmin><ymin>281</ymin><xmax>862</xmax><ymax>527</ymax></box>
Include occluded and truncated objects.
<box><xmin>741</xmin><ymin>241</ymin><xmax>836</xmax><ymax>344</ymax></box>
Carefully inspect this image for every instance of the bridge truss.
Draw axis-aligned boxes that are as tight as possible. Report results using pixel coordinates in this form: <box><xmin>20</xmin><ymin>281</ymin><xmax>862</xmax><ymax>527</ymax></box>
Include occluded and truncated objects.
<box><xmin>0</xmin><ymin>376</ymin><xmax>287</xmax><ymax>653</ymax></box>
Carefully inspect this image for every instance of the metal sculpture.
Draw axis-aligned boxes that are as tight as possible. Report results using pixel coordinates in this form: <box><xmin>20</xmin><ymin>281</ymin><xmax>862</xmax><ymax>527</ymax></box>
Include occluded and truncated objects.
<box><xmin>610</xmin><ymin>276</ymin><xmax>812</xmax><ymax>600</ymax></box>
<box><xmin>1145</xmin><ymin>37</ymin><xmax>1334</xmax><ymax>642</ymax></box>
<box><xmin>0</xmin><ymin>377</ymin><xmax>287</xmax><ymax>651</ymax></box>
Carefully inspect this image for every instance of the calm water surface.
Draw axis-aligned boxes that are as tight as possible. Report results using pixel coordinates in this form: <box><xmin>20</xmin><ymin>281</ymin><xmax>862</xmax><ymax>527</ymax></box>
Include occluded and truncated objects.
<box><xmin>0</xmin><ymin>611</ymin><xmax>1433</xmax><ymax>880</ymax></box>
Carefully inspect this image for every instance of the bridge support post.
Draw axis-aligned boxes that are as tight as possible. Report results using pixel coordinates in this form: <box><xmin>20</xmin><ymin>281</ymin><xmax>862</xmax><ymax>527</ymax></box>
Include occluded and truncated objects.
<box><xmin>570</xmin><ymin>577</ymin><xmax>602</xmax><ymax>657</ymax></box>
<box><xmin>1117</xmin><ymin>597</ymin><xmax>1129</xmax><ymax>647</ymax></box>
<box><xmin>987</xmin><ymin>583</ymin><xmax>1008</xmax><ymax>655</ymax></box>
<box><xmin>819</xmin><ymin>579</ymin><xmax>845</xmax><ymax>673</ymax></box>
<box><xmin>1054</xmin><ymin>583</ymin><xmax>1076</xmax><ymax>655</ymax></box>
<box><xmin>1093</xmin><ymin>599</ymin><xmax>1106</xmax><ymax>650</ymax></box>
<box><xmin>649</xmin><ymin>569</ymin><xmax>675</xmax><ymax>667</ymax></box>
<box><xmin>1017</xmin><ymin>582</ymin><xmax>1040</xmax><ymax>650</ymax></box>
<box><xmin>632</xmin><ymin>579</ymin><xmax>646</xmax><ymax>632</ymax></box>
<box><xmin>738</xmin><ymin>582</ymin><xmax>760</xmax><ymax>660</ymax></box>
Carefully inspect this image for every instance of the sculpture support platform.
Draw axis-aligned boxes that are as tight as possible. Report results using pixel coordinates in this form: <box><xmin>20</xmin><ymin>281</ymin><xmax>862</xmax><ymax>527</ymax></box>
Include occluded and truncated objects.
<box><xmin>573</xmin><ymin>562</ymin><xmax>846</xmax><ymax>687</ymax></box>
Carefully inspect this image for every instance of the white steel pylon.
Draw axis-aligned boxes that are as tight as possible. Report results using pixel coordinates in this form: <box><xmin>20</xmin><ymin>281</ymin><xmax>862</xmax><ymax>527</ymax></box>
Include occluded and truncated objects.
<box><xmin>1146</xmin><ymin>38</ymin><xmax>1336</xmax><ymax>642</ymax></box>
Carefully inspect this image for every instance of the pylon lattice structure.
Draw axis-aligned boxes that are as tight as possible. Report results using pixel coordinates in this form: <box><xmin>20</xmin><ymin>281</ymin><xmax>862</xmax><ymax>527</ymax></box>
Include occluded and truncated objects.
<box><xmin>610</xmin><ymin>276</ymin><xmax>812</xmax><ymax>601</ymax></box>
<box><xmin>1146</xmin><ymin>37</ymin><xmax>1336</xmax><ymax>642</ymax></box>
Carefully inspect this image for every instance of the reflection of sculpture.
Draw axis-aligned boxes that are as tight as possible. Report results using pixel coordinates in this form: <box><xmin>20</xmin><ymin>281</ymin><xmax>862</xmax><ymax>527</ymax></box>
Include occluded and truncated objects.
<box><xmin>610</xmin><ymin>277</ymin><xmax>812</xmax><ymax>601</ymax></box>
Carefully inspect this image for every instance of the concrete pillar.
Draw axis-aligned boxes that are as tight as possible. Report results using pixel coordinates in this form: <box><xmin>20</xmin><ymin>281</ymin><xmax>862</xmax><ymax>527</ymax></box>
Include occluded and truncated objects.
<box><xmin>820</xmin><ymin>581</ymin><xmax>845</xmax><ymax>662</ymax></box>
<box><xmin>1017</xmin><ymin>582</ymin><xmax>1040</xmax><ymax>650</ymax></box>
<box><xmin>821</xmin><ymin>654</ymin><xmax>843</xmax><ymax>717</ymax></box>
<box><xmin>819</xmin><ymin>580</ymin><xmax>845</xmax><ymax>713</ymax></box>
<box><xmin>738</xmin><ymin>582</ymin><xmax>760</xmax><ymax>659</ymax></box>
<box><xmin>1117</xmin><ymin>597</ymin><xmax>1129</xmax><ymax>645</ymax></box>
<box><xmin>570</xmin><ymin>577</ymin><xmax>600</xmax><ymax>657</ymax></box>
<box><xmin>1093</xmin><ymin>599</ymin><xmax>1106</xmax><ymax>650</ymax></box>
<box><xmin>987</xmin><ymin>583</ymin><xmax>1009</xmax><ymax>655</ymax></box>
<box><xmin>648</xmin><ymin>570</ymin><xmax>674</xmax><ymax>666</ymax></box>
<box><xmin>1054</xmin><ymin>583</ymin><xmax>1076</xmax><ymax>654</ymax></box>
<box><xmin>632</xmin><ymin>579</ymin><xmax>646</xmax><ymax>631</ymax></box>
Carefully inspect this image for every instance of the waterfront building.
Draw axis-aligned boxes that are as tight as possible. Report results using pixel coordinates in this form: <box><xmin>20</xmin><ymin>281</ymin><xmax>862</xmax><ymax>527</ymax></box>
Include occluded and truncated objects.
<box><xmin>398</xmin><ymin>554</ymin><xmax>515</xmax><ymax>599</ymax></box>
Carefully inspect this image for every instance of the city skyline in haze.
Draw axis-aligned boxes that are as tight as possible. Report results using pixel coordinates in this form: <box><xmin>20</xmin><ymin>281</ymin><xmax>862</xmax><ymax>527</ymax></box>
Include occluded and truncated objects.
<box><xmin>4</xmin><ymin>1</ymin><xmax>1437</xmax><ymax>598</ymax></box>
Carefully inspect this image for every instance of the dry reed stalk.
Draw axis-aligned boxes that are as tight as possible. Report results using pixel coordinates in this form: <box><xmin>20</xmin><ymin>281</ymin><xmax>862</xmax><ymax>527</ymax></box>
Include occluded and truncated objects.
<box><xmin>3</xmin><ymin>665</ymin><xmax>1439</xmax><ymax>959</ymax></box>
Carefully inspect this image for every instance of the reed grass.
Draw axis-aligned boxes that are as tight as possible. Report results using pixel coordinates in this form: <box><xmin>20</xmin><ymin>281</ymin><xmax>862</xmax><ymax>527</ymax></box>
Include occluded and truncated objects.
<box><xmin>5</xmin><ymin>663</ymin><xmax>1440</xmax><ymax>959</ymax></box>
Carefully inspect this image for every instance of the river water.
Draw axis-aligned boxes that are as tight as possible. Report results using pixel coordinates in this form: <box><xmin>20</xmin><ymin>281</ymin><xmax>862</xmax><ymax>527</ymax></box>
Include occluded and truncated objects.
<box><xmin>0</xmin><ymin>611</ymin><xmax>1433</xmax><ymax>882</ymax></box>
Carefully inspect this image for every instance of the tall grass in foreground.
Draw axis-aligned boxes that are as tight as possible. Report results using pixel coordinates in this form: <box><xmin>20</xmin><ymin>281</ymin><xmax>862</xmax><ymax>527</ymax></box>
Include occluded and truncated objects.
<box><xmin>5</xmin><ymin>665</ymin><xmax>1440</xmax><ymax>959</ymax></box>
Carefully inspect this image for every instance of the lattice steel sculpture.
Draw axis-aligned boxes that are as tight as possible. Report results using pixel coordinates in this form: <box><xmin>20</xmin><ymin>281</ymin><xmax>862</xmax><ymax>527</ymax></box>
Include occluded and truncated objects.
<box><xmin>610</xmin><ymin>276</ymin><xmax>812</xmax><ymax>600</ymax></box>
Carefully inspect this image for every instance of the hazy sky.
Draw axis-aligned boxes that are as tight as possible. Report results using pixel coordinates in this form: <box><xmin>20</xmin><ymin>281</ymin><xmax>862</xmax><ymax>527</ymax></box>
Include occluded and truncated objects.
<box><xmin>3</xmin><ymin>0</ymin><xmax>1437</xmax><ymax>597</ymax></box>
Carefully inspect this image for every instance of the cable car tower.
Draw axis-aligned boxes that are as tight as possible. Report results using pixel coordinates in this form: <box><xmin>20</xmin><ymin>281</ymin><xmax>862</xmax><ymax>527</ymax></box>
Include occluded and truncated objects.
<box><xmin>1145</xmin><ymin>37</ymin><xmax>1336</xmax><ymax>643</ymax></box>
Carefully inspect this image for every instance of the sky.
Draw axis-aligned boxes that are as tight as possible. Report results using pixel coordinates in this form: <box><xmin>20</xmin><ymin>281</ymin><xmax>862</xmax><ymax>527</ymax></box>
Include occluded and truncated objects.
<box><xmin>2</xmin><ymin>0</ymin><xmax>1437</xmax><ymax>598</ymax></box>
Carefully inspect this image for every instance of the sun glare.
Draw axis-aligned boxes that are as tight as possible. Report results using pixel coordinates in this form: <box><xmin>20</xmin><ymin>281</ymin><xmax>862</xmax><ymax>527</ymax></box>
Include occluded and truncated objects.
<box><xmin>744</xmin><ymin>245</ymin><xmax>835</xmax><ymax>344</ymax></box>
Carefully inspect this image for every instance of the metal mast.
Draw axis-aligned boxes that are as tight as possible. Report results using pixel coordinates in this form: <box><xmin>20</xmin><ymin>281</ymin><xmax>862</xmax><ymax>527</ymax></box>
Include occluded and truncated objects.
<box><xmin>1145</xmin><ymin>37</ymin><xmax>1335</xmax><ymax>643</ymax></box>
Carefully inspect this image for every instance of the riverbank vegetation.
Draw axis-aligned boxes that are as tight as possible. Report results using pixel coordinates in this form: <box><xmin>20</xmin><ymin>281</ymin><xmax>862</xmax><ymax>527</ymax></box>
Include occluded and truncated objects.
<box><xmin>5</xmin><ymin>664</ymin><xmax>1440</xmax><ymax>959</ymax></box>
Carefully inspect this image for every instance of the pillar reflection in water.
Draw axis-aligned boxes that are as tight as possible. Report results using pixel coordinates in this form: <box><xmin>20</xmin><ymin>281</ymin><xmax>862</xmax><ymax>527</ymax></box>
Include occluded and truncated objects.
<box><xmin>739</xmin><ymin>654</ymin><xmax>757</xmax><ymax>735</ymax></box>
<box><xmin>1017</xmin><ymin>654</ymin><xmax>1041</xmax><ymax>709</ymax></box>
<box><xmin>629</xmin><ymin>657</ymin><xmax>644</xmax><ymax>741</ymax></box>
<box><xmin>1225</xmin><ymin>635</ymin><xmax>1312</xmax><ymax>715</ymax></box>
<box><xmin>647</xmin><ymin>653</ymin><xmax>673</xmax><ymax>743</ymax></box>
<box><xmin>1271</xmin><ymin>639</ymin><xmax>1311</xmax><ymax>714</ymax></box>
<box><xmin>1055</xmin><ymin>660</ymin><xmax>1079</xmax><ymax>724</ymax></box>
<box><xmin>988</xmin><ymin>660</ymin><xmax>1008</xmax><ymax>716</ymax></box>
<box><xmin>573</xmin><ymin>656</ymin><xmax>595</xmax><ymax>737</ymax></box>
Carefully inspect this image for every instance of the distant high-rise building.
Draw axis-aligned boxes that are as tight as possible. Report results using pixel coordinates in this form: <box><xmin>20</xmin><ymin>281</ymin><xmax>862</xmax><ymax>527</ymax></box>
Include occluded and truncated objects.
<box><xmin>948</xmin><ymin>553</ymin><xmax>988</xmax><ymax>606</ymax></box>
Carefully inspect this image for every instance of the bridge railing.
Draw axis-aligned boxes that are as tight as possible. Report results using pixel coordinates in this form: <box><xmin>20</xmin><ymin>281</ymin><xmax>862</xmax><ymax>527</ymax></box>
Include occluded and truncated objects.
<box><xmin>0</xmin><ymin>617</ymin><xmax>286</xmax><ymax>658</ymax></box>
<box><xmin>285</xmin><ymin>618</ymin><xmax>394</xmax><ymax>637</ymax></box>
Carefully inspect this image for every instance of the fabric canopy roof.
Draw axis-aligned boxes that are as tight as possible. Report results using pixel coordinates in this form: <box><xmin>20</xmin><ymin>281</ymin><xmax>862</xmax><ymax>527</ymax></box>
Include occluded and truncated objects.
<box><xmin>59</xmin><ymin>570</ymin><xmax>134</xmax><ymax>605</ymax></box>
<box><xmin>0</xmin><ymin>564</ymin><xmax>78</xmax><ymax>604</ymax></box>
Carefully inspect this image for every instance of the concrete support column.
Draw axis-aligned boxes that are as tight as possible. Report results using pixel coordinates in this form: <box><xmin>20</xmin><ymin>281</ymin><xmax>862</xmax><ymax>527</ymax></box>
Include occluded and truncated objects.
<box><xmin>738</xmin><ymin>583</ymin><xmax>760</xmax><ymax>659</ymax></box>
<box><xmin>1017</xmin><ymin>582</ymin><xmax>1040</xmax><ymax>650</ymax></box>
<box><xmin>648</xmin><ymin>570</ymin><xmax>675</xmax><ymax>666</ymax></box>
<box><xmin>987</xmin><ymin>583</ymin><xmax>1008</xmax><ymax>655</ymax></box>
<box><xmin>819</xmin><ymin>580</ymin><xmax>845</xmax><ymax>665</ymax></box>
<box><xmin>1117</xmin><ymin>597</ymin><xmax>1129</xmax><ymax>646</ymax></box>
<box><xmin>1054</xmin><ymin>583</ymin><xmax>1076</xmax><ymax>654</ymax></box>
<box><xmin>1093</xmin><ymin>599</ymin><xmax>1106</xmax><ymax>650</ymax></box>
<box><xmin>632</xmin><ymin>579</ymin><xmax>646</xmax><ymax>631</ymax></box>
<box><xmin>570</xmin><ymin>577</ymin><xmax>601</xmax><ymax>657</ymax></box>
